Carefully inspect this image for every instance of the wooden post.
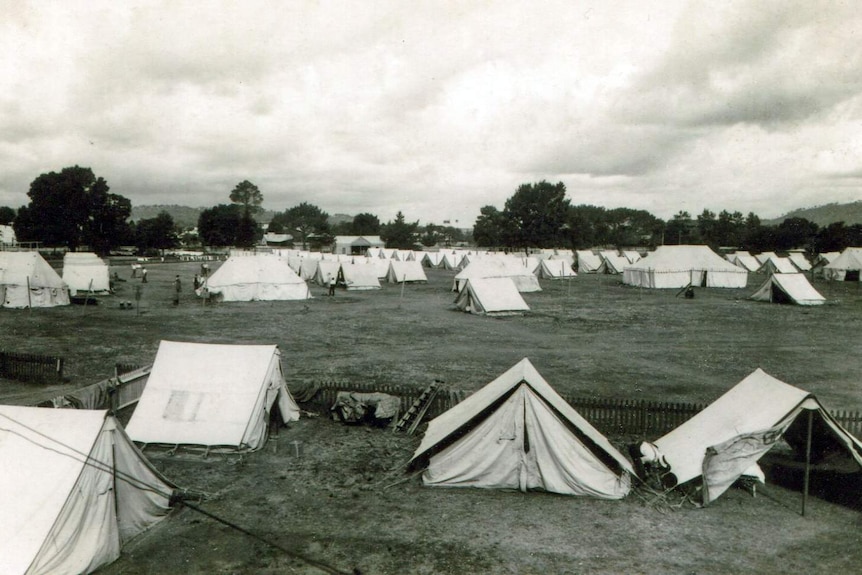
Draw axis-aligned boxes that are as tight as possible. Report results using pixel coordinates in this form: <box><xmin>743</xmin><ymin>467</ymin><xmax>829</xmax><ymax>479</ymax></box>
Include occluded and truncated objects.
<box><xmin>26</xmin><ymin>275</ymin><xmax>32</xmax><ymax>313</ymax></box>
<box><xmin>802</xmin><ymin>409</ymin><xmax>813</xmax><ymax>516</ymax></box>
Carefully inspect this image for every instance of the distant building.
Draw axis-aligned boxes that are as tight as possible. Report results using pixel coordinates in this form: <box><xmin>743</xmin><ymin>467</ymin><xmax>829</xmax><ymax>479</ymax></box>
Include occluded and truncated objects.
<box><xmin>331</xmin><ymin>235</ymin><xmax>385</xmax><ymax>255</ymax></box>
<box><xmin>263</xmin><ymin>232</ymin><xmax>293</xmax><ymax>247</ymax></box>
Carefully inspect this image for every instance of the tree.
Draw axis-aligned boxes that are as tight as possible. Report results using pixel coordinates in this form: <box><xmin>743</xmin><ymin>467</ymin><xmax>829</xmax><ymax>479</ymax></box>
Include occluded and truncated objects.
<box><xmin>420</xmin><ymin>223</ymin><xmax>442</xmax><ymax>247</ymax></box>
<box><xmin>229</xmin><ymin>180</ymin><xmax>263</xmax><ymax>215</ymax></box>
<box><xmin>198</xmin><ymin>204</ymin><xmax>241</xmax><ymax>247</ymax></box>
<box><xmin>135</xmin><ymin>211</ymin><xmax>178</xmax><ymax>254</ymax></box>
<box><xmin>0</xmin><ymin>206</ymin><xmax>15</xmax><ymax>225</ymax></box>
<box><xmin>381</xmin><ymin>211</ymin><xmax>419</xmax><ymax>249</ymax></box>
<box><xmin>351</xmin><ymin>213</ymin><xmax>381</xmax><ymax>236</ymax></box>
<box><xmin>473</xmin><ymin>205</ymin><xmax>506</xmax><ymax>247</ymax></box>
<box><xmin>774</xmin><ymin>217</ymin><xmax>818</xmax><ymax>251</ymax></box>
<box><xmin>14</xmin><ymin>166</ymin><xmax>132</xmax><ymax>254</ymax></box>
<box><xmin>502</xmin><ymin>181</ymin><xmax>570</xmax><ymax>248</ymax></box>
<box><xmin>271</xmin><ymin>202</ymin><xmax>331</xmax><ymax>250</ymax></box>
<box><xmin>664</xmin><ymin>211</ymin><xmax>694</xmax><ymax>245</ymax></box>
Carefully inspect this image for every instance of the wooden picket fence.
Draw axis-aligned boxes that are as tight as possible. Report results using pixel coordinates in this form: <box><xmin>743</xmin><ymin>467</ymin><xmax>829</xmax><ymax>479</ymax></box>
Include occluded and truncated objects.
<box><xmin>0</xmin><ymin>350</ymin><xmax>64</xmax><ymax>383</ymax></box>
<box><xmin>305</xmin><ymin>380</ymin><xmax>862</xmax><ymax>439</ymax></box>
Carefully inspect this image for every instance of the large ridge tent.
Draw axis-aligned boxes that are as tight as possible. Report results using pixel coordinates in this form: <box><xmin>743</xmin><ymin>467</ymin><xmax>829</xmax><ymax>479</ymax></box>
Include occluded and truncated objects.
<box><xmin>750</xmin><ymin>273</ymin><xmax>825</xmax><ymax>306</ymax></box>
<box><xmin>640</xmin><ymin>369</ymin><xmax>862</xmax><ymax>505</ymax></box>
<box><xmin>409</xmin><ymin>358</ymin><xmax>634</xmax><ymax>498</ymax></box>
<box><xmin>0</xmin><ymin>406</ymin><xmax>174</xmax><ymax>575</ymax></box>
<box><xmin>622</xmin><ymin>245</ymin><xmax>748</xmax><ymax>289</ymax></box>
<box><xmin>823</xmin><ymin>247</ymin><xmax>862</xmax><ymax>281</ymax></box>
<box><xmin>126</xmin><ymin>341</ymin><xmax>300</xmax><ymax>451</ymax></box>
<box><xmin>201</xmin><ymin>254</ymin><xmax>311</xmax><ymax>301</ymax></box>
<box><xmin>0</xmin><ymin>251</ymin><xmax>70</xmax><ymax>308</ymax></box>
<box><xmin>385</xmin><ymin>260</ymin><xmax>428</xmax><ymax>283</ymax></box>
<box><xmin>453</xmin><ymin>277</ymin><xmax>530</xmax><ymax>315</ymax></box>
<box><xmin>62</xmin><ymin>252</ymin><xmax>111</xmax><ymax>296</ymax></box>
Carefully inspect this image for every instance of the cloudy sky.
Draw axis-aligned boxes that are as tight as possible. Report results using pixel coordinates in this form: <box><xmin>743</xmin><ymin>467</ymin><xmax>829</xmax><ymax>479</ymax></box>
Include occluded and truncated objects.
<box><xmin>1</xmin><ymin>1</ymin><xmax>861</xmax><ymax>226</ymax></box>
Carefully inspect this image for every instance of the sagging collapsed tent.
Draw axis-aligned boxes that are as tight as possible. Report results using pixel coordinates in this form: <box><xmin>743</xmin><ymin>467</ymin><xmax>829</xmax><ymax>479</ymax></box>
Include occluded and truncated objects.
<box><xmin>409</xmin><ymin>358</ymin><xmax>634</xmax><ymax>499</ymax></box>
<box><xmin>622</xmin><ymin>245</ymin><xmax>748</xmax><ymax>289</ymax></box>
<box><xmin>0</xmin><ymin>251</ymin><xmax>70</xmax><ymax>308</ymax></box>
<box><xmin>0</xmin><ymin>406</ymin><xmax>174</xmax><ymax>575</ymax></box>
<box><xmin>126</xmin><ymin>341</ymin><xmax>300</xmax><ymax>451</ymax></box>
<box><xmin>750</xmin><ymin>273</ymin><xmax>825</xmax><ymax>306</ymax></box>
<box><xmin>453</xmin><ymin>277</ymin><xmax>530</xmax><ymax>316</ymax></box>
<box><xmin>62</xmin><ymin>252</ymin><xmax>111</xmax><ymax>296</ymax></box>
<box><xmin>201</xmin><ymin>254</ymin><xmax>311</xmax><ymax>301</ymax></box>
<box><xmin>638</xmin><ymin>369</ymin><xmax>862</xmax><ymax>505</ymax></box>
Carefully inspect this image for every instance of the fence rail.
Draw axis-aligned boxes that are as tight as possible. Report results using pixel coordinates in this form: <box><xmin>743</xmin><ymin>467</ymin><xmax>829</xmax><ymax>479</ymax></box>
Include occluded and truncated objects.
<box><xmin>304</xmin><ymin>380</ymin><xmax>862</xmax><ymax>439</ymax></box>
<box><xmin>0</xmin><ymin>350</ymin><xmax>64</xmax><ymax>383</ymax></box>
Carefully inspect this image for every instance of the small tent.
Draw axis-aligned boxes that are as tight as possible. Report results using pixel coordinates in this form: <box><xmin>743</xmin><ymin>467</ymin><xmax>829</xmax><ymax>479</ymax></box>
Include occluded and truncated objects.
<box><xmin>453</xmin><ymin>277</ymin><xmax>530</xmax><ymax>315</ymax></box>
<box><xmin>535</xmin><ymin>258</ymin><xmax>577</xmax><ymax>279</ymax></box>
<box><xmin>0</xmin><ymin>251</ymin><xmax>70</xmax><ymax>308</ymax></box>
<box><xmin>622</xmin><ymin>245</ymin><xmax>748</xmax><ymax>289</ymax></box>
<box><xmin>576</xmin><ymin>250</ymin><xmax>602</xmax><ymax>273</ymax></box>
<box><xmin>727</xmin><ymin>252</ymin><xmax>761</xmax><ymax>272</ymax></box>
<box><xmin>339</xmin><ymin>262</ymin><xmax>382</xmax><ymax>290</ymax></box>
<box><xmin>126</xmin><ymin>341</ymin><xmax>300</xmax><ymax>451</ymax></box>
<box><xmin>421</xmin><ymin>252</ymin><xmax>446</xmax><ymax>268</ymax></box>
<box><xmin>787</xmin><ymin>252</ymin><xmax>812</xmax><ymax>272</ymax></box>
<box><xmin>750</xmin><ymin>273</ymin><xmax>825</xmax><ymax>305</ymax></box>
<box><xmin>0</xmin><ymin>406</ymin><xmax>174</xmax><ymax>575</ymax></box>
<box><xmin>409</xmin><ymin>358</ymin><xmax>633</xmax><ymax>498</ymax></box>
<box><xmin>311</xmin><ymin>260</ymin><xmax>341</xmax><ymax>286</ymax></box>
<box><xmin>201</xmin><ymin>254</ymin><xmax>311</xmax><ymax>301</ymax></box>
<box><xmin>453</xmin><ymin>259</ymin><xmax>541</xmax><ymax>293</ymax></box>
<box><xmin>639</xmin><ymin>369</ymin><xmax>862</xmax><ymax>505</ymax></box>
<box><xmin>757</xmin><ymin>255</ymin><xmax>797</xmax><ymax>275</ymax></box>
<box><xmin>386</xmin><ymin>260</ymin><xmax>428</xmax><ymax>283</ymax></box>
<box><xmin>62</xmin><ymin>252</ymin><xmax>111</xmax><ymax>296</ymax></box>
<box><xmin>823</xmin><ymin>247</ymin><xmax>862</xmax><ymax>281</ymax></box>
<box><xmin>597</xmin><ymin>253</ymin><xmax>630</xmax><ymax>275</ymax></box>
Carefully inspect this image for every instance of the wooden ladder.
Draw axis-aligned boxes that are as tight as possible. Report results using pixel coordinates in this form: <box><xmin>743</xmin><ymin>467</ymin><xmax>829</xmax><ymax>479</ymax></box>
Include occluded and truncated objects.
<box><xmin>394</xmin><ymin>381</ymin><xmax>441</xmax><ymax>435</ymax></box>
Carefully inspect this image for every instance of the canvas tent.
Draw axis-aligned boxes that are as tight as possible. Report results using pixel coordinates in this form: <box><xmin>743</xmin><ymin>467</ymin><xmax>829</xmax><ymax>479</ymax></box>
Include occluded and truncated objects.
<box><xmin>576</xmin><ymin>250</ymin><xmax>602</xmax><ymax>273</ymax></box>
<box><xmin>640</xmin><ymin>369</ymin><xmax>862</xmax><ymax>505</ymax></box>
<box><xmin>750</xmin><ymin>273</ymin><xmax>825</xmax><ymax>306</ymax></box>
<box><xmin>385</xmin><ymin>260</ymin><xmax>428</xmax><ymax>283</ymax></box>
<box><xmin>409</xmin><ymin>358</ymin><xmax>633</xmax><ymax>498</ymax></box>
<box><xmin>126</xmin><ymin>341</ymin><xmax>300</xmax><ymax>451</ymax></box>
<box><xmin>622</xmin><ymin>245</ymin><xmax>748</xmax><ymax>289</ymax></box>
<box><xmin>453</xmin><ymin>259</ymin><xmax>541</xmax><ymax>292</ymax></box>
<box><xmin>0</xmin><ymin>251</ymin><xmax>70</xmax><ymax>308</ymax></box>
<box><xmin>757</xmin><ymin>255</ymin><xmax>797</xmax><ymax>275</ymax></box>
<box><xmin>823</xmin><ymin>247</ymin><xmax>862</xmax><ymax>281</ymax></box>
<box><xmin>421</xmin><ymin>252</ymin><xmax>446</xmax><ymax>268</ymax></box>
<box><xmin>535</xmin><ymin>258</ymin><xmax>577</xmax><ymax>280</ymax></box>
<box><xmin>62</xmin><ymin>252</ymin><xmax>111</xmax><ymax>296</ymax></box>
<box><xmin>201</xmin><ymin>254</ymin><xmax>311</xmax><ymax>301</ymax></box>
<box><xmin>0</xmin><ymin>406</ymin><xmax>174</xmax><ymax>575</ymax></box>
<box><xmin>339</xmin><ymin>262</ymin><xmax>382</xmax><ymax>290</ymax></box>
<box><xmin>727</xmin><ymin>252</ymin><xmax>761</xmax><ymax>272</ymax></box>
<box><xmin>787</xmin><ymin>252</ymin><xmax>812</xmax><ymax>272</ymax></box>
<box><xmin>453</xmin><ymin>277</ymin><xmax>530</xmax><ymax>315</ymax></box>
<box><xmin>597</xmin><ymin>253</ymin><xmax>630</xmax><ymax>275</ymax></box>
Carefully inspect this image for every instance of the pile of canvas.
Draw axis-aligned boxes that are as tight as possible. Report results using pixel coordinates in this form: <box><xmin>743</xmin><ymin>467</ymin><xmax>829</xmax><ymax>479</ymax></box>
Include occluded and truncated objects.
<box><xmin>409</xmin><ymin>358</ymin><xmax>633</xmax><ymax>498</ymax></box>
<box><xmin>126</xmin><ymin>341</ymin><xmax>300</xmax><ymax>451</ymax></box>
<box><xmin>0</xmin><ymin>251</ymin><xmax>70</xmax><ymax>308</ymax></box>
<box><xmin>0</xmin><ymin>406</ymin><xmax>174</xmax><ymax>575</ymax></box>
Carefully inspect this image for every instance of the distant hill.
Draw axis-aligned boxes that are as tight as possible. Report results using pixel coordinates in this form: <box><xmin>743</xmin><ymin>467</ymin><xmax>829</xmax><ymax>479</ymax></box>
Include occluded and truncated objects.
<box><xmin>131</xmin><ymin>205</ymin><xmax>349</xmax><ymax>229</ymax></box>
<box><xmin>765</xmin><ymin>201</ymin><xmax>862</xmax><ymax>227</ymax></box>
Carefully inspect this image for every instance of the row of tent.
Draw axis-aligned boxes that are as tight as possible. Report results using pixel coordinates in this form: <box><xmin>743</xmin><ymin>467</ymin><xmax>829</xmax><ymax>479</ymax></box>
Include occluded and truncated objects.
<box><xmin>0</xmin><ymin>251</ymin><xmax>112</xmax><ymax>308</ymax></box>
<box><xmin>5</xmin><ymin>342</ymin><xmax>862</xmax><ymax>573</ymax></box>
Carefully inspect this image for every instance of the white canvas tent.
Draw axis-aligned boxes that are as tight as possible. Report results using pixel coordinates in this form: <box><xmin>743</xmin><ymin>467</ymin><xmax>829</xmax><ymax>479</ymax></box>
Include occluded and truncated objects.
<box><xmin>0</xmin><ymin>251</ymin><xmax>70</xmax><ymax>308</ymax></box>
<box><xmin>421</xmin><ymin>252</ymin><xmax>446</xmax><ymax>268</ymax></box>
<box><xmin>201</xmin><ymin>254</ymin><xmax>310</xmax><ymax>301</ymax></box>
<box><xmin>0</xmin><ymin>406</ymin><xmax>174</xmax><ymax>575</ymax></box>
<box><xmin>126</xmin><ymin>341</ymin><xmax>300</xmax><ymax>451</ymax></box>
<box><xmin>787</xmin><ymin>252</ymin><xmax>812</xmax><ymax>272</ymax></box>
<box><xmin>535</xmin><ymin>258</ymin><xmax>577</xmax><ymax>279</ymax></box>
<box><xmin>62</xmin><ymin>252</ymin><xmax>111</xmax><ymax>296</ymax></box>
<box><xmin>385</xmin><ymin>260</ymin><xmax>428</xmax><ymax>283</ymax></box>
<box><xmin>823</xmin><ymin>247</ymin><xmax>862</xmax><ymax>281</ymax></box>
<box><xmin>622</xmin><ymin>245</ymin><xmax>748</xmax><ymax>289</ymax></box>
<box><xmin>339</xmin><ymin>262</ymin><xmax>382</xmax><ymax>290</ymax></box>
<box><xmin>410</xmin><ymin>358</ymin><xmax>633</xmax><ymax>498</ymax></box>
<box><xmin>453</xmin><ymin>277</ymin><xmax>530</xmax><ymax>315</ymax></box>
<box><xmin>727</xmin><ymin>252</ymin><xmax>761</xmax><ymax>272</ymax></box>
<box><xmin>643</xmin><ymin>369</ymin><xmax>862</xmax><ymax>505</ymax></box>
<box><xmin>576</xmin><ymin>250</ymin><xmax>602</xmax><ymax>273</ymax></box>
<box><xmin>453</xmin><ymin>259</ymin><xmax>541</xmax><ymax>293</ymax></box>
<box><xmin>597</xmin><ymin>253</ymin><xmax>630</xmax><ymax>275</ymax></box>
<box><xmin>750</xmin><ymin>273</ymin><xmax>825</xmax><ymax>305</ymax></box>
<box><xmin>757</xmin><ymin>255</ymin><xmax>797</xmax><ymax>275</ymax></box>
<box><xmin>311</xmin><ymin>260</ymin><xmax>341</xmax><ymax>286</ymax></box>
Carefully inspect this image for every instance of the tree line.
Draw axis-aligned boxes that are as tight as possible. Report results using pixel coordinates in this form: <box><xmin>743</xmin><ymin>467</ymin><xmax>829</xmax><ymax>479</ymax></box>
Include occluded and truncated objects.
<box><xmin>3</xmin><ymin>167</ymin><xmax>860</xmax><ymax>256</ymax></box>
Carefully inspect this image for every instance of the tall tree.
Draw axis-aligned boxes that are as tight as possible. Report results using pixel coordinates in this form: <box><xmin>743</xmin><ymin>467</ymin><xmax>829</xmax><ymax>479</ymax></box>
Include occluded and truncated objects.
<box><xmin>473</xmin><ymin>205</ymin><xmax>506</xmax><ymax>247</ymax></box>
<box><xmin>14</xmin><ymin>166</ymin><xmax>131</xmax><ymax>253</ymax></box>
<box><xmin>229</xmin><ymin>180</ymin><xmax>264</xmax><ymax>215</ymax></box>
<box><xmin>271</xmin><ymin>202</ymin><xmax>331</xmax><ymax>250</ymax></box>
<box><xmin>381</xmin><ymin>211</ymin><xmax>419</xmax><ymax>249</ymax></box>
<box><xmin>502</xmin><ymin>181</ymin><xmax>570</xmax><ymax>248</ymax></box>
<box><xmin>0</xmin><ymin>206</ymin><xmax>15</xmax><ymax>225</ymax></box>
<box><xmin>351</xmin><ymin>212</ymin><xmax>381</xmax><ymax>236</ymax></box>
<box><xmin>198</xmin><ymin>204</ymin><xmax>241</xmax><ymax>247</ymax></box>
<box><xmin>135</xmin><ymin>211</ymin><xmax>178</xmax><ymax>254</ymax></box>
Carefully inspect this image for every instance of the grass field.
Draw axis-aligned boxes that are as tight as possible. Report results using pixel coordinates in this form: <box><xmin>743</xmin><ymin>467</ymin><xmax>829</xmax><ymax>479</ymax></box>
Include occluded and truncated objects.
<box><xmin>2</xmin><ymin>259</ymin><xmax>862</xmax><ymax>574</ymax></box>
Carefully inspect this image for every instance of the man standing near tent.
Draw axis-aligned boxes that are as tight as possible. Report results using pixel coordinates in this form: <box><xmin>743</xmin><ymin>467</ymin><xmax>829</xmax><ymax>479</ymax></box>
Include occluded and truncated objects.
<box><xmin>141</xmin><ymin>267</ymin><xmax>148</xmax><ymax>283</ymax></box>
<box><xmin>173</xmin><ymin>275</ymin><xmax>181</xmax><ymax>306</ymax></box>
<box><xmin>328</xmin><ymin>274</ymin><xmax>336</xmax><ymax>296</ymax></box>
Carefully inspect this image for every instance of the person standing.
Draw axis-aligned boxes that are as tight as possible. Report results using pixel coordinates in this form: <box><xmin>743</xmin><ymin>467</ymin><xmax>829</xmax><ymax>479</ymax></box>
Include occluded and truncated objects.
<box><xmin>173</xmin><ymin>275</ymin><xmax>181</xmax><ymax>305</ymax></box>
<box><xmin>328</xmin><ymin>274</ymin><xmax>336</xmax><ymax>296</ymax></box>
<box><xmin>141</xmin><ymin>267</ymin><xmax>148</xmax><ymax>283</ymax></box>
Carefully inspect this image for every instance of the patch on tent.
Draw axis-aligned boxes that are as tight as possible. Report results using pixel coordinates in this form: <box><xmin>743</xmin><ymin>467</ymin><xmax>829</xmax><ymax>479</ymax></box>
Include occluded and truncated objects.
<box><xmin>163</xmin><ymin>390</ymin><xmax>204</xmax><ymax>422</ymax></box>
